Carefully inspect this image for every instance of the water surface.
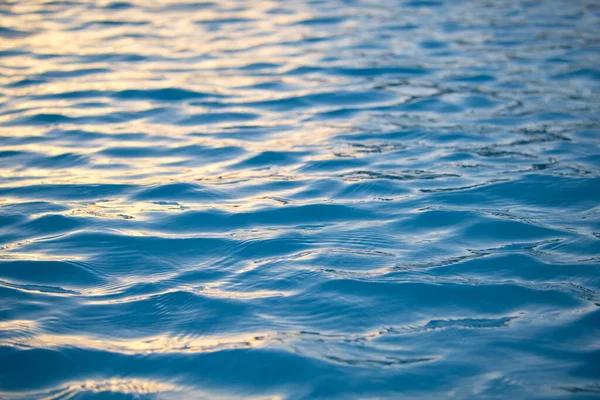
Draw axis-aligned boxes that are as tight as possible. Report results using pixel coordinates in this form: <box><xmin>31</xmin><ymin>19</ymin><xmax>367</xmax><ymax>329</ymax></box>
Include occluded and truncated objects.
<box><xmin>0</xmin><ymin>0</ymin><xmax>599</xmax><ymax>398</ymax></box>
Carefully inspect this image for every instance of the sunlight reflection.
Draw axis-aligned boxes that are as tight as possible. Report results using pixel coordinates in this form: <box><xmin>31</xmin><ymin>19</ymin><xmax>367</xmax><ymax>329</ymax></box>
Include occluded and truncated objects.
<box><xmin>0</xmin><ymin>377</ymin><xmax>284</xmax><ymax>400</ymax></box>
<box><xmin>3</xmin><ymin>332</ymin><xmax>274</xmax><ymax>355</ymax></box>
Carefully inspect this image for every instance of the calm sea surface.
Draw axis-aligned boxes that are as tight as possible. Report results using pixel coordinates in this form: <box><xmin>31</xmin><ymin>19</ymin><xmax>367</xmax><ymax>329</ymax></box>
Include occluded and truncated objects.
<box><xmin>0</xmin><ymin>0</ymin><xmax>599</xmax><ymax>398</ymax></box>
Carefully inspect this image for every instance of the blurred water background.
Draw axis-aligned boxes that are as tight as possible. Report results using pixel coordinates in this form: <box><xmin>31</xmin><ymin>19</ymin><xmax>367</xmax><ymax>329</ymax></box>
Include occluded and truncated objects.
<box><xmin>0</xmin><ymin>0</ymin><xmax>599</xmax><ymax>398</ymax></box>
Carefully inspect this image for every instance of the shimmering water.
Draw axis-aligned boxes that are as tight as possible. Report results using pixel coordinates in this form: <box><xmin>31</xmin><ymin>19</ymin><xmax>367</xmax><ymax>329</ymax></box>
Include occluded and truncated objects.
<box><xmin>1</xmin><ymin>0</ymin><xmax>599</xmax><ymax>398</ymax></box>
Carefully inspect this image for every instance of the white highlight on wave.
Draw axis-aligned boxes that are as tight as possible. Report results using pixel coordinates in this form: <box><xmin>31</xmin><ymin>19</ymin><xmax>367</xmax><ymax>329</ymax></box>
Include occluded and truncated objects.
<box><xmin>1</xmin><ymin>378</ymin><xmax>283</xmax><ymax>400</ymax></box>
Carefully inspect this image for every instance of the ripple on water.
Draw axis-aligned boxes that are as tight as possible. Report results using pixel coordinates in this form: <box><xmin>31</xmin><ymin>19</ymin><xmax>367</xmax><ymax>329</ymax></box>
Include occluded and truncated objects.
<box><xmin>0</xmin><ymin>0</ymin><xmax>599</xmax><ymax>398</ymax></box>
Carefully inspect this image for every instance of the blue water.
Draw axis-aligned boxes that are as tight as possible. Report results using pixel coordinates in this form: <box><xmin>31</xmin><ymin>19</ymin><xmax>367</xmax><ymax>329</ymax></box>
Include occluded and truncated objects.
<box><xmin>0</xmin><ymin>0</ymin><xmax>599</xmax><ymax>398</ymax></box>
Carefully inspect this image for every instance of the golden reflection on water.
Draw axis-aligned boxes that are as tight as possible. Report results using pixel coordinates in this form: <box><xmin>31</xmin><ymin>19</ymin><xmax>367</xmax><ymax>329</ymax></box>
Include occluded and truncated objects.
<box><xmin>3</xmin><ymin>331</ymin><xmax>273</xmax><ymax>355</ymax></box>
<box><xmin>1</xmin><ymin>378</ymin><xmax>183</xmax><ymax>400</ymax></box>
<box><xmin>1</xmin><ymin>377</ymin><xmax>284</xmax><ymax>400</ymax></box>
<box><xmin>41</xmin><ymin>379</ymin><xmax>182</xmax><ymax>398</ymax></box>
<box><xmin>0</xmin><ymin>0</ymin><xmax>345</xmax><ymax>195</ymax></box>
<box><xmin>0</xmin><ymin>319</ymin><xmax>38</xmax><ymax>331</ymax></box>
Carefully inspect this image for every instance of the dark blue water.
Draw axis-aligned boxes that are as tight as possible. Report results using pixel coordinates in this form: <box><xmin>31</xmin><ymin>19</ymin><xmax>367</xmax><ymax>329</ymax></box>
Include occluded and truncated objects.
<box><xmin>1</xmin><ymin>0</ymin><xmax>600</xmax><ymax>398</ymax></box>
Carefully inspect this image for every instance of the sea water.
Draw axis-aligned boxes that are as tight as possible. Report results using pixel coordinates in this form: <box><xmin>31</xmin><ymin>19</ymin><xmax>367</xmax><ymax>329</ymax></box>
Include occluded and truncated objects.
<box><xmin>0</xmin><ymin>0</ymin><xmax>599</xmax><ymax>398</ymax></box>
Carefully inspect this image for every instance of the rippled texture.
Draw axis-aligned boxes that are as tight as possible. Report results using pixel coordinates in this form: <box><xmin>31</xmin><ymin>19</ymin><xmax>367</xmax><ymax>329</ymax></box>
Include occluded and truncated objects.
<box><xmin>1</xmin><ymin>0</ymin><xmax>600</xmax><ymax>398</ymax></box>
